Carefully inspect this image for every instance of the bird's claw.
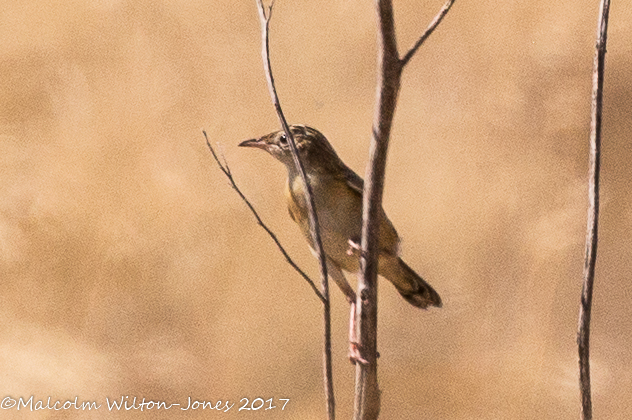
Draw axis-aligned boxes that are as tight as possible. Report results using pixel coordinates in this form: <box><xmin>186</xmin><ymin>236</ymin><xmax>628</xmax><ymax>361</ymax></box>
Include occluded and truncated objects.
<box><xmin>346</xmin><ymin>239</ymin><xmax>363</xmax><ymax>257</ymax></box>
<box><xmin>348</xmin><ymin>341</ymin><xmax>369</xmax><ymax>365</ymax></box>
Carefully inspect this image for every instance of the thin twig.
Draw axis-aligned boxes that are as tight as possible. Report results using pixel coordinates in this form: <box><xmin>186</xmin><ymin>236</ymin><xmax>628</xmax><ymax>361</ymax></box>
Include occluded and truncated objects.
<box><xmin>255</xmin><ymin>2</ymin><xmax>335</xmax><ymax>419</ymax></box>
<box><xmin>578</xmin><ymin>1</ymin><xmax>610</xmax><ymax>419</ymax></box>
<box><xmin>400</xmin><ymin>0</ymin><xmax>456</xmax><ymax>67</ymax></box>
<box><xmin>203</xmin><ymin>131</ymin><xmax>324</xmax><ymax>303</ymax></box>
<box><xmin>355</xmin><ymin>1</ymin><xmax>456</xmax><ymax>419</ymax></box>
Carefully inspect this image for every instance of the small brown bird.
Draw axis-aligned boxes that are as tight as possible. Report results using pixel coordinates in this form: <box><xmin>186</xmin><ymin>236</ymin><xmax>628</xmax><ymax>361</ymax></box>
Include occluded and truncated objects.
<box><xmin>240</xmin><ymin>125</ymin><xmax>441</xmax><ymax>359</ymax></box>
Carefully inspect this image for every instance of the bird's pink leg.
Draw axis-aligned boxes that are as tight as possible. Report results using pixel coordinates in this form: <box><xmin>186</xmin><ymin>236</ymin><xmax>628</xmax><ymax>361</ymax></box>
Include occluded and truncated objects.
<box><xmin>348</xmin><ymin>300</ymin><xmax>368</xmax><ymax>365</ymax></box>
<box><xmin>326</xmin><ymin>260</ymin><xmax>369</xmax><ymax>364</ymax></box>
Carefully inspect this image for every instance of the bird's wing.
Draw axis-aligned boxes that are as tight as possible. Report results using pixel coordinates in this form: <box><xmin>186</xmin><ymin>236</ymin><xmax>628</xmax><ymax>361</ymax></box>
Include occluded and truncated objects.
<box><xmin>339</xmin><ymin>165</ymin><xmax>365</xmax><ymax>196</ymax></box>
<box><xmin>336</xmin><ymin>161</ymin><xmax>401</xmax><ymax>255</ymax></box>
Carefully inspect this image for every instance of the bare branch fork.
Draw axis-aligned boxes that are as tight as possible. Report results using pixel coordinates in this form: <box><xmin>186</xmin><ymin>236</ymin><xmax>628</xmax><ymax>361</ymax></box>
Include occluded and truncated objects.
<box><xmin>255</xmin><ymin>1</ymin><xmax>336</xmax><ymax>419</ymax></box>
<box><xmin>578</xmin><ymin>0</ymin><xmax>611</xmax><ymax>419</ymax></box>
<box><xmin>203</xmin><ymin>132</ymin><xmax>324</xmax><ymax>302</ymax></box>
<box><xmin>204</xmin><ymin>130</ymin><xmax>334</xmax><ymax>414</ymax></box>
<box><xmin>355</xmin><ymin>1</ymin><xmax>456</xmax><ymax>419</ymax></box>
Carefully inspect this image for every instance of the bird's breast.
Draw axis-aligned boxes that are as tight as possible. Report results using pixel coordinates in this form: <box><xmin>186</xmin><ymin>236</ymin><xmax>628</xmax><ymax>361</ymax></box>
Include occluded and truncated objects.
<box><xmin>285</xmin><ymin>172</ymin><xmax>363</xmax><ymax>259</ymax></box>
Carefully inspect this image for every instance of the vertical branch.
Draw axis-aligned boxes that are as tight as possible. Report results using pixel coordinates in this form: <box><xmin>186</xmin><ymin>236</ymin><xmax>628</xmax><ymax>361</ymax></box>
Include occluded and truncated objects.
<box><xmin>354</xmin><ymin>1</ymin><xmax>401</xmax><ymax>419</ymax></box>
<box><xmin>255</xmin><ymin>2</ymin><xmax>335</xmax><ymax>419</ymax></box>
<box><xmin>355</xmin><ymin>1</ymin><xmax>455</xmax><ymax>419</ymax></box>
<box><xmin>578</xmin><ymin>0</ymin><xmax>610</xmax><ymax>419</ymax></box>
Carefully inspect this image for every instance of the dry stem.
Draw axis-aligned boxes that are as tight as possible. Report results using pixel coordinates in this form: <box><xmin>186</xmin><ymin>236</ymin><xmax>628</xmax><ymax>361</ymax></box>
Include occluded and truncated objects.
<box><xmin>255</xmin><ymin>1</ymin><xmax>335</xmax><ymax>419</ymax></box>
<box><xmin>578</xmin><ymin>0</ymin><xmax>610</xmax><ymax>419</ymax></box>
<box><xmin>354</xmin><ymin>1</ymin><xmax>456</xmax><ymax>419</ymax></box>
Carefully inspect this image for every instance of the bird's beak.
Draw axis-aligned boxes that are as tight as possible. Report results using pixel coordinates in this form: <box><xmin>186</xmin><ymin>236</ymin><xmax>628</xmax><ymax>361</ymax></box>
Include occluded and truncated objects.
<box><xmin>238</xmin><ymin>138</ymin><xmax>267</xmax><ymax>150</ymax></box>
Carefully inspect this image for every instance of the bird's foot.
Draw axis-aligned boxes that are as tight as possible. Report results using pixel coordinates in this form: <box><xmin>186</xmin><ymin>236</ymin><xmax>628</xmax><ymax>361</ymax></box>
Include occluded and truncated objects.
<box><xmin>346</xmin><ymin>239</ymin><xmax>364</xmax><ymax>258</ymax></box>
<box><xmin>348</xmin><ymin>341</ymin><xmax>369</xmax><ymax>365</ymax></box>
<box><xmin>347</xmin><ymin>301</ymin><xmax>368</xmax><ymax>365</ymax></box>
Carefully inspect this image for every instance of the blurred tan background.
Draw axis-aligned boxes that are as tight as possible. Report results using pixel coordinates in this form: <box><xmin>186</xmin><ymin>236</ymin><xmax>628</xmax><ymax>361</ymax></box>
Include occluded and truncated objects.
<box><xmin>1</xmin><ymin>0</ymin><xmax>631</xmax><ymax>418</ymax></box>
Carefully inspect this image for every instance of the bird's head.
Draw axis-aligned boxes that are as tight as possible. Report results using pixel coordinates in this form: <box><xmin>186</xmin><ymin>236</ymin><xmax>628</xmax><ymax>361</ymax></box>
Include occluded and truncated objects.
<box><xmin>239</xmin><ymin>125</ymin><xmax>341</xmax><ymax>172</ymax></box>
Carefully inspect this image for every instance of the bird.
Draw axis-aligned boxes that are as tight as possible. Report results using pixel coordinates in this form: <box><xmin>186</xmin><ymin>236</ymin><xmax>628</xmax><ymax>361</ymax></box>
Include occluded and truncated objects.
<box><xmin>239</xmin><ymin>124</ymin><xmax>441</xmax><ymax>361</ymax></box>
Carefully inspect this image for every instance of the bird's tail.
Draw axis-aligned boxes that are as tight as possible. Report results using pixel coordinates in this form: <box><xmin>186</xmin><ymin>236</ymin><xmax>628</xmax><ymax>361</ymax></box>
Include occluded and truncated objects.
<box><xmin>380</xmin><ymin>256</ymin><xmax>442</xmax><ymax>309</ymax></box>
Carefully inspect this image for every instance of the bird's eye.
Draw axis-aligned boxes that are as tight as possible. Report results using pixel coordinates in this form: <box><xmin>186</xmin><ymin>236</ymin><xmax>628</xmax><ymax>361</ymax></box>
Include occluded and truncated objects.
<box><xmin>279</xmin><ymin>134</ymin><xmax>288</xmax><ymax>145</ymax></box>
